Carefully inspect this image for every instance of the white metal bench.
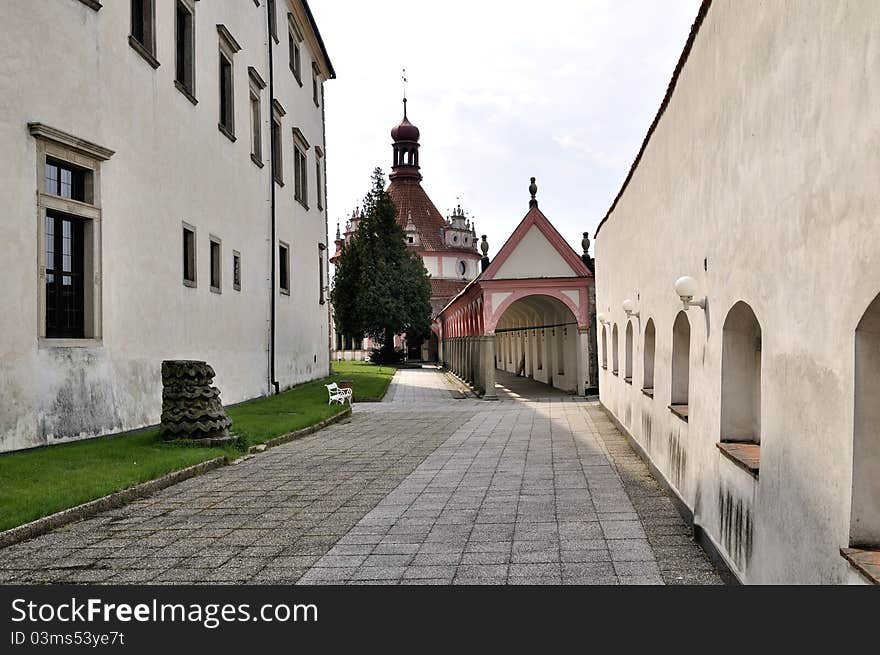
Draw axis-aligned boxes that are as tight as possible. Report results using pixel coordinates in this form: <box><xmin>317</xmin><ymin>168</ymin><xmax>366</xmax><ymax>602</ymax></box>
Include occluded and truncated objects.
<box><xmin>326</xmin><ymin>382</ymin><xmax>353</xmax><ymax>405</ymax></box>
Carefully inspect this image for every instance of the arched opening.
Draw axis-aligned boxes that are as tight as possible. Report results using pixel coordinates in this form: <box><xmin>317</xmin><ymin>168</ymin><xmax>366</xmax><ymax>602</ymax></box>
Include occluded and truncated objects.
<box><xmin>601</xmin><ymin>325</ymin><xmax>608</xmax><ymax>369</ymax></box>
<box><xmin>670</xmin><ymin>311</ymin><xmax>690</xmax><ymax>417</ymax></box>
<box><xmin>720</xmin><ymin>302</ymin><xmax>762</xmax><ymax>443</ymax></box>
<box><xmin>851</xmin><ymin>293</ymin><xmax>880</xmax><ymax>547</ymax></box>
<box><xmin>611</xmin><ymin>324</ymin><xmax>619</xmax><ymax>375</ymax></box>
<box><xmin>624</xmin><ymin>321</ymin><xmax>634</xmax><ymax>383</ymax></box>
<box><xmin>643</xmin><ymin>318</ymin><xmax>655</xmax><ymax>396</ymax></box>
<box><xmin>493</xmin><ymin>294</ymin><xmax>580</xmax><ymax>394</ymax></box>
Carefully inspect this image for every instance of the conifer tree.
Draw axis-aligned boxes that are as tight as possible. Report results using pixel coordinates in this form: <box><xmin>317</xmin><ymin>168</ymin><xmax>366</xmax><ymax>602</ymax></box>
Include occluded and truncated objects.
<box><xmin>331</xmin><ymin>168</ymin><xmax>432</xmax><ymax>362</ymax></box>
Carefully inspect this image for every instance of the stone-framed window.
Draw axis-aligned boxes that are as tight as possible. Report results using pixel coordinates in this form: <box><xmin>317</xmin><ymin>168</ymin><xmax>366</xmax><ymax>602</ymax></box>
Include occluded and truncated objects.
<box><xmin>232</xmin><ymin>250</ymin><xmax>242</xmax><ymax>292</ymax></box>
<box><xmin>182</xmin><ymin>222</ymin><xmax>197</xmax><ymax>288</ymax></box>
<box><xmin>209</xmin><ymin>235</ymin><xmax>222</xmax><ymax>294</ymax></box>
<box><xmin>174</xmin><ymin>0</ymin><xmax>196</xmax><ymax>103</ymax></box>
<box><xmin>267</xmin><ymin>0</ymin><xmax>278</xmax><ymax>42</ymax></box>
<box><xmin>312</xmin><ymin>61</ymin><xmax>321</xmax><ymax>107</ymax></box>
<box><xmin>29</xmin><ymin>123</ymin><xmax>114</xmax><ymax>346</ymax></box>
<box><xmin>288</xmin><ymin>13</ymin><xmax>303</xmax><ymax>85</ymax></box>
<box><xmin>271</xmin><ymin>100</ymin><xmax>286</xmax><ymax>185</ymax></box>
<box><xmin>279</xmin><ymin>241</ymin><xmax>290</xmax><ymax>295</ymax></box>
<box><xmin>315</xmin><ymin>146</ymin><xmax>324</xmax><ymax>211</ymax></box>
<box><xmin>129</xmin><ymin>0</ymin><xmax>159</xmax><ymax>69</ymax></box>
<box><xmin>248</xmin><ymin>67</ymin><xmax>266</xmax><ymax>168</ymax></box>
<box><xmin>293</xmin><ymin>128</ymin><xmax>310</xmax><ymax>209</ymax></box>
<box><xmin>217</xmin><ymin>25</ymin><xmax>241</xmax><ymax>142</ymax></box>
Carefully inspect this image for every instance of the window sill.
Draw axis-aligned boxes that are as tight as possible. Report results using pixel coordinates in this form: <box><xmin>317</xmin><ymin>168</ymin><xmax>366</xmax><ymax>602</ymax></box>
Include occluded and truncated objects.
<box><xmin>669</xmin><ymin>404</ymin><xmax>689</xmax><ymax>422</ymax></box>
<box><xmin>251</xmin><ymin>153</ymin><xmax>264</xmax><ymax>168</ymax></box>
<box><xmin>717</xmin><ymin>442</ymin><xmax>760</xmax><ymax>478</ymax></box>
<box><xmin>274</xmin><ymin>177</ymin><xmax>285</xmax><ymax>187</ymax></box>
<box><xmin>78</xmin><ymin>0</ymin><xmax>102</xmax><ymax>10</ymax></box>
<box><xmin>601</xmin><ymin>365</ymin><xmax>607</xmax><ymax>370</ymax></box>
<box><xmin>174</xmin><ymin>80</ymin><xmax>198</xmax><ymax>106</ymax></box>
<box><xmin>128</xmin><ymin>36</ymin><xmax>160</xmax><ymax>69</ymax></box>
<box><xmin>840</xmin><ymin>548</ymin><xmax>880</xmax><ymax>585</ymax></box>
<box><xmin>624</xmin><ymin>377</ymin><xmax>632</xmax><ymax>385</ymax></box>
<box><xmin>39</xmin><ymin>337</ymin><xmax>102</xmax><ymax>349</ymax></box>
<box><xmin>280</xmin><ymin>288</ymin><xmax>290</xmax><ymax>296</ymax></box>
<box><xmin>297</xmin><ymin>199</ymin><xmax>310</xmax><ymax>211</ymax></box>
<box><xmin>234</xmin><ymin>285</ymin><xmax>242</xmax><ymax>292</ymax></box>
<box><xmin>183</xmin><ymin>279</ymin><xmax>197</xmax><ymax>289</ymax></box>
<box><xmin>611</xmin><ymin>370</ymin><xmax>618</xmax><ymax>377</ymax></box>
<box><xmin>210</xmin><ymin>286</ymin><xmax>222</xmax><ymax>295</ymax></box>
<box><xmin>218</xmin><ymin>123</ymin><xmax>236</xmax><ymax>143</ymax></box>
<box><xmin>641</xmin><ymin>387</ymin><xmax>654</xmax><ymax>398</ymax></box>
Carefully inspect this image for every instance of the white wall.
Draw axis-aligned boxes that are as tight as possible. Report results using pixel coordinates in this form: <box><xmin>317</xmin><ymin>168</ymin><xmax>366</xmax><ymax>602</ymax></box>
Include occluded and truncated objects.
<box><xmin>0</xmin><ymin>0</ymin><xmax>332</xmax><ymax>452</ymax></box>
<box><xmin>595</xmin><ymin>0</ymin><xmax>880</xmax><ymax>583</ymax></box>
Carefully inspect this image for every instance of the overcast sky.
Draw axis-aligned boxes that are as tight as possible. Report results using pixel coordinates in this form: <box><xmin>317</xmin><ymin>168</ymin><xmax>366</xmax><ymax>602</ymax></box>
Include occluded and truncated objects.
<box><xmin>311</xmin><ymin>0</ymin><xmax>701</xmax><ymax>257</ymax></box>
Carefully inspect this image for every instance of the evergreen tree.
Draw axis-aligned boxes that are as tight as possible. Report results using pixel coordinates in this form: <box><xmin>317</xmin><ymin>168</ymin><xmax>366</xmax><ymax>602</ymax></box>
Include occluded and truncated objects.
<box><xmin>331</xmin><ymin>168</ymin><xmax>432</xmax><ymax>362</ymax></box>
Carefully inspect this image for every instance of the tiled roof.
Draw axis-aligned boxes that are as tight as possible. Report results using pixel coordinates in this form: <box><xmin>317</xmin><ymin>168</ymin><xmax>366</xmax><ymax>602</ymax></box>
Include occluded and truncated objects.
<box><xmin>429</xmin><ymin>278</ymin><xmax>470</xmax><ymax>317</ymax></box>
<box><xmin>387</xmin><ymin>178</ymin><xmax>451</xmax><ymax>252</ymax></box>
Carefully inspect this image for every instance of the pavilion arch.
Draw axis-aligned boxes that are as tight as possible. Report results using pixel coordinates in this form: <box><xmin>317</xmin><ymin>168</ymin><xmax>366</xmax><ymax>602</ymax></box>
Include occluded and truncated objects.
<box><xmin>643</xmin><ymin>318</ymin><xmax>656</xmax><ymax>394</ymax></box>
<box><xmin>493</xmin><ymin>293</ymin><xmax>582</xmax><ymax>392</ymax></box>
<box><xmin>720</xmin><ymin>301</ymin><xmax>762</xmax><ymax>444</ymax></box>
<box><xmin>851</xmin><ymin>292</ymin><xmax>880</xmax><ymax>547</ymax></box>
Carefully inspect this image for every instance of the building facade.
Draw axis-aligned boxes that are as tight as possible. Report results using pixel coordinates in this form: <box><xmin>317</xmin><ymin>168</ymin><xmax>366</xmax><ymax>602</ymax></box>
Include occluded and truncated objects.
<box><xmin>594</xmin><ymin>0</ymin><xmax>880</xmax><ymax>583</ymax></box>
<box><xmin>331</xmin><ymin>103</ymin><xmax>483</xmax><ymax>361</ymax></box>
<box><xmin>0</xmin><ymin>0</ymin><xmax>334</xmax><ymax>453</ymax></box>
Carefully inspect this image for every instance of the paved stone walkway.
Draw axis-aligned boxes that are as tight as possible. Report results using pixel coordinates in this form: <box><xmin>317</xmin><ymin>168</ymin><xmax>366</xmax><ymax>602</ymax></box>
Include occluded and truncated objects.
<box><xmin>0</xmin><ymin>367</ymin><xmax>721</xmax><ymax>585</ymax></box>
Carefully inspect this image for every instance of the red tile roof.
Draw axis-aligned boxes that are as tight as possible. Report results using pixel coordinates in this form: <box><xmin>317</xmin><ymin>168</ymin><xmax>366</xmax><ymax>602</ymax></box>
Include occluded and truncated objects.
<box><xmin>387</xmin><ymin>178</ymin><xmax>451</xmax><ymax>252</ymax></box>
<box><xmin>429</xmin><ymin>278</ymin><xmax>470</xmax><ymax>316</ymax></box>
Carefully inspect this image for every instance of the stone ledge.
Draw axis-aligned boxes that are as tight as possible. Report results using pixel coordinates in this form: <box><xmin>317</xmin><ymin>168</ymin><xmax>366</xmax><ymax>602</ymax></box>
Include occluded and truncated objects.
<box><xmin>717</xmin><ymin>442</ymin><xmax>760</xmax><ymax>478</ymax></box>
<box><xmin>641</xmin><ymin>387</ymin><xmax>654</xmax><ymax>398</ymax></box>
<box><xmin>0</xmin><ymin>456</ymin><xmax>228</xmax><ymax>550</ymax></box>
<box><xmin>669</xmin><ymin>404</ymin><xmax>689</xmax><ymax>421</ymax></box>
<box><xmin>840</xmin><ymin>547</ymin><xmax>880</xmax><ymax>585</ymax></box>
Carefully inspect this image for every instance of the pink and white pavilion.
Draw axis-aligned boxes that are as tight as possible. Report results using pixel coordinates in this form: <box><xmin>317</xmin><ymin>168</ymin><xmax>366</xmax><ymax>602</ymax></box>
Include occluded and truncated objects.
<box><xmin>436</xmin><ymin>180</ymin><xmax>596</xmax><ymax>398</ymax></box>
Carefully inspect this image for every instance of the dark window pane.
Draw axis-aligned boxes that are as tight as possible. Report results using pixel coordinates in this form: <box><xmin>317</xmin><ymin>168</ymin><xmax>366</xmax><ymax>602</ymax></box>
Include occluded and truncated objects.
<box><xmin>45</xmin><ymin>213</ymin><xmax>84</xmax><ymax>338</ymax></box>
<box><xmin>131</xmin><ymin>0</ymin><xmax>145</xmax><ymax>44</ymax></box>
<box><xmin>45</xmin><ymin>163</ymin><xmax>58</xmax><ymax>194</ymax></box>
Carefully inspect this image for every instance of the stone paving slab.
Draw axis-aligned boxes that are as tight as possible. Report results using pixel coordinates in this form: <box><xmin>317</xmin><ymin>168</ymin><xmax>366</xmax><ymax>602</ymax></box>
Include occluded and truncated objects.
<box><xmin>0</xmin><ymin>367</ymin><xmax>721</xmax><ymax>585</ymax></box>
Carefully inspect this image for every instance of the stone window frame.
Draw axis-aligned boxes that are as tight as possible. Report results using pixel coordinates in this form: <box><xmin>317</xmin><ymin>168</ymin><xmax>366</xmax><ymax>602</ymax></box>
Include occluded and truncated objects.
<box><xmin>311</xmin><ymin>61</ymin><xmax>321</xmax><ymax>107</ymax></box>
<box><xmin>293</xmin><ymin>127</ymin><xmax>310</xmax><ymax>210</ymax></box>
<box><xmin>209</xmin><ymin>235</ymin><xmax>222</xmax><ymax>294</ymax></box>
<box><xmin>217</xmin><ymin>24</ymin><xmax>241</xmax><ymax>142</ymax></box>
<box><xmin>315</xmin><ymin>145</ymin><xmax>324</xmax><ymax>211</ymax></box>
<box><xmin>29</xmin><ymin>123</ymin><xmax>114</xmax><ymax>349</ymax></box>
<box><xmin>232</xmin><ymin>250</ymin><xmax>242</xmax><ymax>292</ymax></box>
<box><xmin>174</xmin><ymin>0</ymin><xmax>197</xmax><ymax>105</ymax></box>
<box><xmin>182</xmin><ymin>221</ymin><xmax>197</xmax><ymax>288</ymax></box>
<box><xmin>248</xmin><ymin>67</ymin><xmax>266</xmax><ymax>168</ymax></box>
<box><xmin>288</xmin><ymin>13</ymin><xmax>304</xmax><ymax>86</ymax></box>
<box><xmin>278</xmin><ymin>240</ymin><xmax>291</xmax><ymax>296</ymax></box>
<box><xmin>129</xmin><ymin>0</ymin><xmax>159</xmax><ymax>69</ymax></box>
<box><xmin>272</xmin><ymin>100</ymin><xmax>286</xmax><ymax>185</ymax></box>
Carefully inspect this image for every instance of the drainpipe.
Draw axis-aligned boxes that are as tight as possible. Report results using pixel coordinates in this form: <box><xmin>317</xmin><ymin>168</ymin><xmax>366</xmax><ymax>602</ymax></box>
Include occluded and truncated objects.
<box><xmin>267</xmin><ymin>4</ymin><xmax>279</xmax><ymax>395</ymax></box>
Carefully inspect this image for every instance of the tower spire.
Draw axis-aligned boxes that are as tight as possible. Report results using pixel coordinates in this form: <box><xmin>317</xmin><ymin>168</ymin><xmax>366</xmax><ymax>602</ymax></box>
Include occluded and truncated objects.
<box><xmin>401</xmin><ymin>68</ymin><xmax>408</xmax><ymax>119</ymax></box>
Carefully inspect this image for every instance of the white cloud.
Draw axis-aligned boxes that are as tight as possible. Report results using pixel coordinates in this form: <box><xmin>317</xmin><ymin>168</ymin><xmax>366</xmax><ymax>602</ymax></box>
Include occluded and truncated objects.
<box><xmin>311</xmin><ymin>0</ymin><xmax>702</xmax><ymax>253</ymax></box>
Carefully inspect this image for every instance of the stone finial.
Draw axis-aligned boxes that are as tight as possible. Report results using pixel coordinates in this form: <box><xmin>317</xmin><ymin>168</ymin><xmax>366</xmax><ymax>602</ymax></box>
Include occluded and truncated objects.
<box><xmin>529</xmin><ymin>177</ymin><xmax>538</xmax><ymax>208</ymax></box>
<box><xmin>480</xmin><ymin>234</ymin><xmax>489</xmax><ymax>256</ymax></box>
<box><xmin>335</xmin><ymin>223</ymin><xmax>341</xmax><ymax>240</ymax></box>
<box><xmin>581</xmin><ymin>231</ymin><xmax>590</xmax><ymax>254</ymax></box>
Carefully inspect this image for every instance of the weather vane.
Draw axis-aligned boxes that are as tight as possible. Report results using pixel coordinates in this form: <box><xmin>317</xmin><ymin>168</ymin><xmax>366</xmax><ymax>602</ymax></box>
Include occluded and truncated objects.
<box><xmin>401</xmin><ymin>68</ymin><xmax>408</xmax><ymax>116</ymax></box>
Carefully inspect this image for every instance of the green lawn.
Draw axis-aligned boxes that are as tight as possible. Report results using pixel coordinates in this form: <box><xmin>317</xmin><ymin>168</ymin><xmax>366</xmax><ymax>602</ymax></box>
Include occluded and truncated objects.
<box><xmin>0</xmin><ymin>361</ymin><xmax>396</xmax><ymax>533</ymax></box>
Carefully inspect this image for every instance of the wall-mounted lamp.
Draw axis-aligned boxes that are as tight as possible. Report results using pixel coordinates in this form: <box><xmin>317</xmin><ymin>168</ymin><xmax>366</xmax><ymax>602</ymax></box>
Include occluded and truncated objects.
<box><xmin>622</xmin><ymin>299</ymin><xmax>639</xmax><ymax>318</ymax></box>
<box><xmin>674</xmin><ymin>276</ymin><xmax>706</xmax><ymax>311</ymax></box>
<box><xmin>597</xmin><ymin>312</ymin><xmax>609</xmax><ymax>325</ymax></box>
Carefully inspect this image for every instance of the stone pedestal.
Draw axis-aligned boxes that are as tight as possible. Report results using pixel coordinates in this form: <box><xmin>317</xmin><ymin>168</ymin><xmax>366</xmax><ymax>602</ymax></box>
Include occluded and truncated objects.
<box><xmin>159</xmin><ymin>360</ymin><xmax>236</xmax><ymax>446</ymax></box>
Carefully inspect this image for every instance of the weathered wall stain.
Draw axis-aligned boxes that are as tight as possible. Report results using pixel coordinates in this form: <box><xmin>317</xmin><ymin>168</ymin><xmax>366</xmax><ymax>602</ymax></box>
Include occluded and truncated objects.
<box><xmin>718</xmin><ymin>487</ymin><xmax>753</xmax><ymax>571</ymax></box>
<box><xmin>668</xmin><ymin>428</ymin><xmax>687</xmax><ymax>491</ymax></box>
<box><xmin>641</xmin><ymin>410</ymin><xmax>653</xmax><ymax>451</ymax></box>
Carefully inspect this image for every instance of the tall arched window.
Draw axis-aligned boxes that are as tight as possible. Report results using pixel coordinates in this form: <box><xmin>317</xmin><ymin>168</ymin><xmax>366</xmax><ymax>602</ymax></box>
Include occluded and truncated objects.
<box><xmin>720</xmin><ymin>302</ymin><xmax>762</xmax><ymax>443</ymax></box>
<box><xmin>643</xmin><ymin>318</ymin><xmax>655</xmax><ymax>396</ymax></box>
<box><xmin>851</xmin><ymin>293</ymin><xmax>880</xmax><ymax>547</ymax></box>
<box><xmin>670</xmin><ymin>311</ymin><xmax>690</xmax><ymax>418</ymax></box>
<box><xmin>611</xmin><ymin>324</ymin><xmax>619</xmax><ymax>375</ymax></box>
<box><xmin>624</xmin><ymin>321</ymin><xmax>634</xmax><ymax>383</ymax></box>
<box><xmin>601</xmin><ymin>325</ymin><xmax>608</xmax><ymax>369</ymax></box>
